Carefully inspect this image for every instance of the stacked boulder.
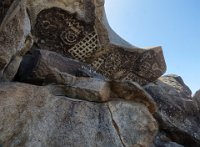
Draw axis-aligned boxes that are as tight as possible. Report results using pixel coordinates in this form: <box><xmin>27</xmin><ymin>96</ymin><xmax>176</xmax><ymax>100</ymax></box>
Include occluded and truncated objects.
<box><xmin>4</xmin><ymin>0</ymin><xmax>200</xmax><ymax>147</ymax></box>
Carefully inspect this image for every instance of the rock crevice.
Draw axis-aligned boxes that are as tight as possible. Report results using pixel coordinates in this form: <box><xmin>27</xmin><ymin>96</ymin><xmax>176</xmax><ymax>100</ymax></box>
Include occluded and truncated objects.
<box><xmin>107</xmin><ymin>104</ymin><xmax>126</xmax><ymax>147</ymax></box>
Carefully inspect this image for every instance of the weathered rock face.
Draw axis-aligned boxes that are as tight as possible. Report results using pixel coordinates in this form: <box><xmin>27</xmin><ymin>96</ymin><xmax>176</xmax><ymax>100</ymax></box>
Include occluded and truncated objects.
<box><xmin>144</xmin><ymin>75</ymin><xmax>200</xmax><ymax>147</ymax></box>
<box><xmin>0</xmin><ymin>0</ymin><xmax>166</xmax><ymax>85</ymax></box>
<box><xmin>1</xmin><ymin>1</ymin><xmax>199</xmax><ymax>146</ymax></box>
<box><xmin>0</xmin><ymin>82</ymin><xmax>158</xmax><ymax>147</ymax></box>
<box><xmin>50</xmin><ymin>79</ymin><xmax>157</xmax><ymax>113</ymax></box>
<box><xmin>0</xmin><ymin>0</ymin><xmax>168</xmax><ymax>147</ymax></box>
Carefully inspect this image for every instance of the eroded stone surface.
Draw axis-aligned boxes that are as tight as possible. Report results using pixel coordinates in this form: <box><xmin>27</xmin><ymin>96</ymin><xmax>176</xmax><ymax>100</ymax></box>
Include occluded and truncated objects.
<box><xmin>145</xmin><ymin>75</ymin><xmax>200</xmax><ymax>147</ymax></box>
<box><xmin>110</xmin><ymin>80</ymin><xmax>156</xmax><ymax>113</ymax></box>
<box><xmin>108</xmin><ymin>101</ymin><xmax>158</xmax><ymax>147</ymax></box>
<box><xmin>56</xmin><ymin>77</ymin><xmax>111</xmax><ymax>102</ymax></box>
<box><xmin>0</xmin><ymin>0</ymin><xmax>167</xmax><ymax>146</ymax></box>
<box><xmin>50</xmin><ymin>79</ymin><xmax>157</xmax><ymax>113</ymax></box>
<box><xmin>0</xmin><ymin>82</ymin><xmax>157</xmax><ymax>147</ymax></box>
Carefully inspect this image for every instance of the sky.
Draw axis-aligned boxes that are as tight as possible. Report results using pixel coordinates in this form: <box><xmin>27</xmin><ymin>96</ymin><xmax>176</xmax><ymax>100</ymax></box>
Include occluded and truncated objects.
<box><xmin>105</xmin><ymin>0</ymin><xmax>200</xmax><ymax>94</ymax></box>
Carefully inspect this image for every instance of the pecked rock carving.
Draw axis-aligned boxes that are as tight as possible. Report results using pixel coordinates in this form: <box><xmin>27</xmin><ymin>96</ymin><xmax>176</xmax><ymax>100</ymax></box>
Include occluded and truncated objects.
<box><xmin>29</xmin><ymin>0</ymin><xmax>166</xmax><ymax>85</ymax></box>
<box><xmin>35</xmin><ymin>7</ymin><xmax>96</xmax><ymax>59</ymax></box>
<box><xmin>1</xmin><ymin>1</ymin><xmax>200</xmax><ymax>147</ymax></box>
<box><xmin>0</xmin><ymin>0</ymin><xmax>166</xmax><ymax>85</ymax></box>
<box><xmin>0</xmin><ymin>0</ymin><xmax>170</xmax><ymax>146</ymax></box>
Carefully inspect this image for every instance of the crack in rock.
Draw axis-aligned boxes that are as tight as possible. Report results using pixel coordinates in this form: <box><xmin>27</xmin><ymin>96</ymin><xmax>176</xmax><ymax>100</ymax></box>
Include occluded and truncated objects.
<box><xmin>107</xmin><ymin>103</ymin><xmax>126</xmax><ymax>147</ymax></box>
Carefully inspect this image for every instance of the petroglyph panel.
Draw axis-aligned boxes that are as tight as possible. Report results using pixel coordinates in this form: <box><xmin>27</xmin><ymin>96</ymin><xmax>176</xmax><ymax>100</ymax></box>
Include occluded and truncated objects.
<box><xmin>35</xmin><ymin>7</ymin><xmax>96</xmax><ymax>58</ymax></box>
<box><xmin>95</xmin><ymin>47</ymin><xmax>139</xmax><ymax>79</ymax></box>
<box><xmin>133</xmin><ymin>48</ymin><xmax>166</xmax><ymax>80</ymax></box>
<box><xmin>68</xmin><ymin>31</ymin><xmax>99</xmax><ymax>62</ymax></box>
<box><xmin>31</xmin><ymin>3</ymin><xmax>166</xmax><ymax>85</ymax></box>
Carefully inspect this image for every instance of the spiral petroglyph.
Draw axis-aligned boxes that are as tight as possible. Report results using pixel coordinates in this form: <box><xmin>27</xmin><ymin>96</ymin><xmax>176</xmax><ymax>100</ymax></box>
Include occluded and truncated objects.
<box><xmin>32</xmin><ymin>3</ymin><xmax>166</xmax><ymax>85</ymax></box>
<box><xmin>35</xmin><ymin>7</ymin><xmax>96</xmax><ymax>58</ymax></box>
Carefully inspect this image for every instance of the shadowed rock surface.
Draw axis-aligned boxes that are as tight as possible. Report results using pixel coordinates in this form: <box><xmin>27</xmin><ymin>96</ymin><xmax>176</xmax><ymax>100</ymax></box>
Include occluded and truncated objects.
<box><xmin>145</xmin><ymin>75</ymin><xmax>200</xmax><ymax>147</ymax></box>
<box><xmin>15</xmin><ymin>49</ymin><xmax>105</xmax><ymax>85</ymax></box>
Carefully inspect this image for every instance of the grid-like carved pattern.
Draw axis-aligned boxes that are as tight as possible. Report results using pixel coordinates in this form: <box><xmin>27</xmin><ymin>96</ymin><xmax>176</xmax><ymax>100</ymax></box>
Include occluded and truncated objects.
<box><xmin>35</xmin><ymin>7</ymin><xmax>95</xmax><ymax>55</ymax></box>
<box><xmin>91</xmin><ymin>57</ymin><xmax>105</xmax><ymax>69</ymax></box>
<box><xmin>68</xmin><ymin>31</ymin><xmax>99</xmax><ymax>62</ymax></box>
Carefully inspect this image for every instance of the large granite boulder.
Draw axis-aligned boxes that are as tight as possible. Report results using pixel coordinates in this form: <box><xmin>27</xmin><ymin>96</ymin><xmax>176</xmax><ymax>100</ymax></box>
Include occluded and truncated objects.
<box><xmin>144</xmin><ymin>75</ymin><xmax>200</xmax><ymax>147</ymax></box>
<box><xmin>0</xmin><ymin>0</ymin><xmax>166</xmax><ymax>85</ymax></box>
<box><xmin>0</xmin><ymin>82</ymin><xmax>158</xmax><ymax>147</ymax></box>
